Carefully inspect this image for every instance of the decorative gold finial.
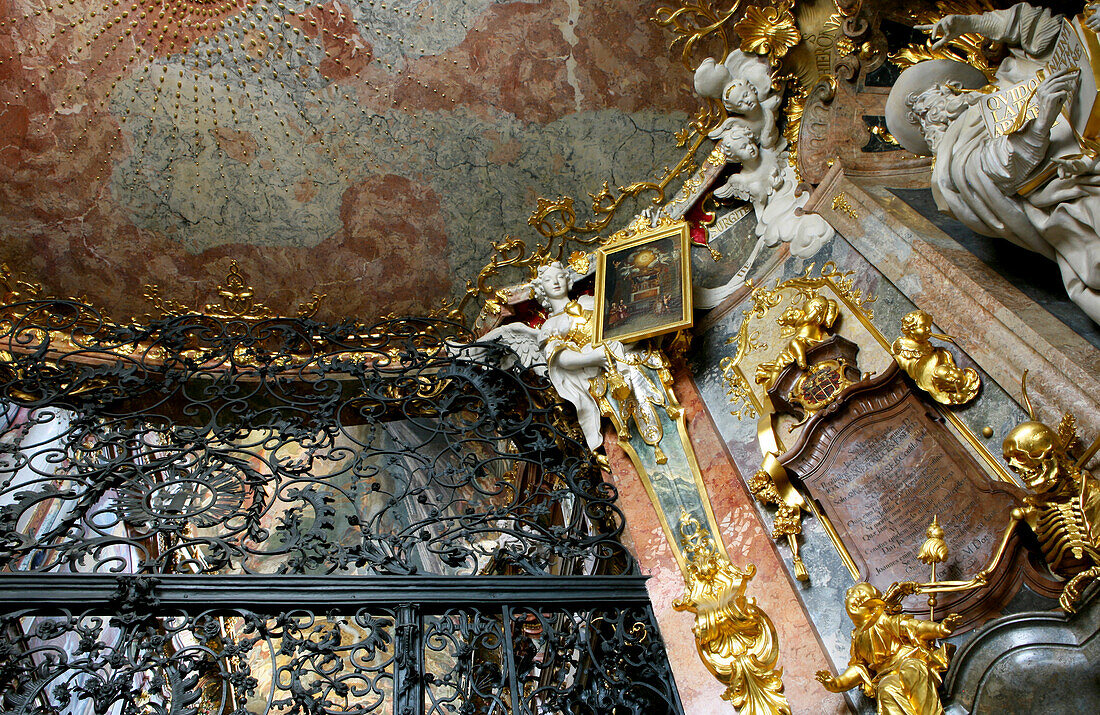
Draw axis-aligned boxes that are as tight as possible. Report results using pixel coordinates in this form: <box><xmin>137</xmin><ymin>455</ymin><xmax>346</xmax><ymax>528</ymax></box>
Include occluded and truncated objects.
<box><xmin>917</xmin><ymin>516</ymin><xmax>949</xmax><ymax>620</ymax></box>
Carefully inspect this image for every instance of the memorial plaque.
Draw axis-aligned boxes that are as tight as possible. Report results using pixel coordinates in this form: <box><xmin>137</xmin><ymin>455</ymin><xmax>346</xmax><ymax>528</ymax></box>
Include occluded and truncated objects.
<box><xmin>778</xmin><ymin>363</ymin><xmax>1026</xmax><ymax>627</ymax></box>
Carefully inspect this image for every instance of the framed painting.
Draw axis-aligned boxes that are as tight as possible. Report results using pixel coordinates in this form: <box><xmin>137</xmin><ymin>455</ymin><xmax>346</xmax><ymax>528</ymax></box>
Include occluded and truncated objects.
<box><xmin>594</xmin><ymin>221</ymin><xmax>693</xmax><ymax>345</ymax></box>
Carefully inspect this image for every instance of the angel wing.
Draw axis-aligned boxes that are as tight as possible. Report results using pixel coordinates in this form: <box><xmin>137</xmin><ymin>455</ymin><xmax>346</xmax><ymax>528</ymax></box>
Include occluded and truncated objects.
<box><xmin>449</xmin><ymin>322</ymin><xmax>546</xmax><ymax>375</ymax></box>
<box><xmin>713</xmin><ymin>177</ymin><xmax>753</xmax><ymax>202</ymax></box>
<box><xmin>721</xmin><ymin>50</ymin><xmax>776</xmax><ymax>104</ymax></box>
<box><xmin>707</xmin><ymin>116</ymin><xmax>739</xmax><ymax>141</ymax></box>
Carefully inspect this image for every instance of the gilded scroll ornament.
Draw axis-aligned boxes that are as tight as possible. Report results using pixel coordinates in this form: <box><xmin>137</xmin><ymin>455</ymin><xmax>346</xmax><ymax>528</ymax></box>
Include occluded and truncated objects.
<box><xmin>890</xmin><ymin>0</ymin><xmax>999</xmax><ymax>81</ymax></box>
<box><xmin>0</xmin><ymin>263</ymin><xmax>43</xmax><ymax>303</ymax></box>
<box><xmin>653</xmin><ymin>0</ymin><xmax>741</xmax><ymax>73</ymax></box>
<box><xmin>830</xmin><ymin>193</ymin><xmax>859</xmax><ymax>219</ymax></box>
<box><xmin>143</xmin><ymin>260</ymin><xmax>326</xmax><ymax>321</ymax></box>
<box><xmin>734</xmin><ymin>2</ymin><xmax>802</xmax><ymax>66</ymax></box>
<box><xmin>891</xmin><ymin>310</ymin><xmax>980</xmax><ymax>405</ymax></box>
<box><xmin>673</xmin><ymin>509</ymin><xmax>791</xmax><ymax>715</ymax></box>
<box><xmin>749</xmin><ymin>469</ymin><xmax>808</xmax><ymax>580</ymax></box>
<box><xmin>815</xmin><ymin>582</ymin><xmax>959</xmax><ymax>715</ymax></box>
<box><xmin>903</xmin><ymin>373</ymin><xmax>1100</xmax><ymax>613</ymax></box>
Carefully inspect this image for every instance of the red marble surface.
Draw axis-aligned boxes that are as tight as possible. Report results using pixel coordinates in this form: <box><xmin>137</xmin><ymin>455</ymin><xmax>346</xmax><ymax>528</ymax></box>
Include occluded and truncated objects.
<box><xmin>604</xmin><ymin>368</ymin><xmax>851</xmax><ymax>714</ymax></box>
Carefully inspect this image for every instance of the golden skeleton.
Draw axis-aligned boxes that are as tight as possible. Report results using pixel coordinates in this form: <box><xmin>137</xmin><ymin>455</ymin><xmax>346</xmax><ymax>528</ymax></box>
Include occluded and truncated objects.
<box><xmin>905</xmin><ymin>374</ymin><xmax>1100</xmax><ymax>613</ymax></box>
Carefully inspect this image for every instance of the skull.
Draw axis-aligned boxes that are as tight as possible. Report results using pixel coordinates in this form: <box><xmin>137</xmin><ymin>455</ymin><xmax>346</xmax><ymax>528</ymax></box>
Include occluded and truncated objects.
<box><xmin>1002</xmin><ymin>421</ymin><xmax>1063</xmax><ymax>492</ymax></box>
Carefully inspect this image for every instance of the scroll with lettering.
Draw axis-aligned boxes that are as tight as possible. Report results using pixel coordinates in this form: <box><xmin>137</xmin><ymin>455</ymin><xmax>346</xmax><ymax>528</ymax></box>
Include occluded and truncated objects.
<box><xmin>977</xmin><ymin>14</ymin><xmax>1100</xmax><ymax>194</ymax></box>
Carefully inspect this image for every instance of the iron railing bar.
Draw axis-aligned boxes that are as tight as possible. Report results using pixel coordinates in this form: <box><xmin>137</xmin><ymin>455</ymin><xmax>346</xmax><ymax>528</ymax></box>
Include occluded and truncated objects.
<box><xmin>0</xmin><ymin>574</ymin><xmax>653</xmax><ymax>611</ymax></box>
<box><xmin>501</xmin><ymin>603</ymin><xmax>522</xmax><ymax>715</ymax></box>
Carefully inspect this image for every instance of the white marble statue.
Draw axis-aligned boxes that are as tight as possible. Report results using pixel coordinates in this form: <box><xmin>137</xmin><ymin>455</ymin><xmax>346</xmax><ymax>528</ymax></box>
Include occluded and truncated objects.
<box><xmin>696</xmin><ymin>54</ymin><xmax>781</xmax><ymax>151</ymax></box>
<box><xmin>887</xmin><ymin>3</ymin><xmax>1100</xmax><ymax>323</ymax></box>
<box><xmin>693</xmin><ymin>51</ymin><xmax>834</xmax><ymax>263</ymax></box>
<box><xmin>476</xmin><ymin>262</ymin><xmax>666</xmax><ymax>452</ymax></box>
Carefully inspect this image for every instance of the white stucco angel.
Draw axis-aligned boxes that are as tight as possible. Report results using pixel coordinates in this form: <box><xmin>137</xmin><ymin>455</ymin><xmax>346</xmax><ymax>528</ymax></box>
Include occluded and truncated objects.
<box><xmin>886</xmin><ymin>3</ymin><xmax>1100</xmax><ymax>323</ymax></box>
<box><xmin>695</xmin><ymin>52</ymin><xmax>782</xmax><ymax>151</ymax></box>
<box><xmin>477</xmin><ymin>262</ymin><xmax>667</xmax><ymax>453</ymax></box>
<box><xmin>693</xmin><ymin>51</ymin><xmax>834</xmax><ymax>261</ymax></box>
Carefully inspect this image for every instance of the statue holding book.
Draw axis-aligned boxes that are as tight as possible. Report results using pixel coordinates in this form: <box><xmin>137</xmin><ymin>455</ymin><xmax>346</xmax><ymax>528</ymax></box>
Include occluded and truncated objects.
<box><xmin>886</xmin><ymin>3</ymin><xmax>1100</xmax><ymax>323</ymax></box>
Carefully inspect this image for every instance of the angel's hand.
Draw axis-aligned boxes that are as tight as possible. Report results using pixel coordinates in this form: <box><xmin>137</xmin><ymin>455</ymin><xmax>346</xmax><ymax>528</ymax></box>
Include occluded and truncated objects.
<box><xmin>940</xmin><ymin>613</ymin><xmax>963</xmax><ymax>633</ymax></box>
<box><xmin>915</xmin><ymin>15</ymin><xmax>979</xmax><ymax>51</ymax></box>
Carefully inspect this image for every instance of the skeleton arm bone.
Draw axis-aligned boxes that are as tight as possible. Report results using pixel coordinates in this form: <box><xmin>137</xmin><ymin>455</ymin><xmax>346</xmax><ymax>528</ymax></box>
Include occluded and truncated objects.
<box><xmin>907</xmin><ymin>508</ymin><xmax>1028</xmax><ymax>595</ymax></box>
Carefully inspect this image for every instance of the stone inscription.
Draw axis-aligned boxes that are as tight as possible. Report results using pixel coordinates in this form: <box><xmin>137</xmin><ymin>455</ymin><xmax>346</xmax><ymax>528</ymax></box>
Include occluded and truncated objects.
<box><xmin>805</xmin><ymin>402</ymin><xmax>1016</xmax><ymax>589</ymax></box>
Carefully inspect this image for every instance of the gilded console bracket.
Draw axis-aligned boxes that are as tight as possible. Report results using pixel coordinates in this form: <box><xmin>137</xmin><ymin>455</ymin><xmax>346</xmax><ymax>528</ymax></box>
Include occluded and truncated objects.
<box><xmin>674</xmin><ymin>509</ymin><xmax>791</xmax><ymax>715</ymax></box>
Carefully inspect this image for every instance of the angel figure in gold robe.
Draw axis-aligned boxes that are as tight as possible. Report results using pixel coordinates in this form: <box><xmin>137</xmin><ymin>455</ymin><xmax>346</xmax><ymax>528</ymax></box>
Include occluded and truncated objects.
<box><xmin>891</xmin><ymin>310</ymin><xmax>979</xmax><ymax>405</ymax></box>
<box><xmin>816</xmin><ymin>582</ymin><xmax>960</xmax><ymax>715</ymax></box>
<box><xmin>755</xmin><ymin>294</ymin><xmax>840</xmax><ymax>389</ymax></box>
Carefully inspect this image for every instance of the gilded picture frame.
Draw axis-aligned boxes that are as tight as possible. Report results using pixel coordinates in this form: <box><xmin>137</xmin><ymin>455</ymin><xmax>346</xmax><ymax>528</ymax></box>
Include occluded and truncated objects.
<box><xmin>594</xmin><ymin>221</ymin><xmax>693</xmax><ymax>345</ymax></box>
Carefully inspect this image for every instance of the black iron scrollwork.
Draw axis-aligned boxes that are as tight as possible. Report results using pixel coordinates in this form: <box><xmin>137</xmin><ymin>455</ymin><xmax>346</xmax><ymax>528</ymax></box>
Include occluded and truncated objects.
<box><xmin>0</xmin><ymin>301</ymin><xmax>630</xmax><ymax>578</ymax></box>
<box><xmin>0</xmin><ymin>299</ymin><xmax>683</xmax><ymax>714</ymax></box>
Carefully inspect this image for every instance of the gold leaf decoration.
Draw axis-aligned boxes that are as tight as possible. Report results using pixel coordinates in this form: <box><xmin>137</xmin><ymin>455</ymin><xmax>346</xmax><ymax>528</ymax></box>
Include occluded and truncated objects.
<box><xmin>734</xmin><ymin>2</ymin><xmax>801</xmax><ymax>66</ymax></box>
<box><xmin>891</xmin><ymin>0</ymin><xmax>999</xmax><ymax>82</ymax></box>
<box><xmin>673</xmin><ymin>509</ymin><xmax>791</xmax><ymax>715</ymax></box>
<box><xmin>144</xmin><ymin>260</ymin><xmax>326</xmax><ymax>321</ymax></box>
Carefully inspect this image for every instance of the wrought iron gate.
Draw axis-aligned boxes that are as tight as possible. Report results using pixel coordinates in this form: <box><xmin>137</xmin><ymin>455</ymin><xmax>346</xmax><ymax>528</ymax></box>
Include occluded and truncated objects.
<box><xmin>0</xmin><ymin>298</ymin><xmax>684</xmax><ymax>714</ymax></box>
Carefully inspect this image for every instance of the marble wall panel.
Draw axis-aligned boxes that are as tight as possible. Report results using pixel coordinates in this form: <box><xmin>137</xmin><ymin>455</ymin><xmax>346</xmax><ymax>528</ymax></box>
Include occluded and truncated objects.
<box><xmin>605</xmin><ymin>366</ymin><xmax>851</xmax><ymax>714</ymax></box>
<box><xmin>681</xmin><ymin>197</ymin><xmax>1087</xmax><ymax>712</ymax></box>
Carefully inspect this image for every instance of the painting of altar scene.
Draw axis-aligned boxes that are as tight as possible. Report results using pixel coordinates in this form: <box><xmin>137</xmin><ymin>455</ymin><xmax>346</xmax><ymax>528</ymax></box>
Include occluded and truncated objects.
<box><xmin>596</xmin><ymin>222</ymin><xmax>692</xmax><ymax>345</ymax></box>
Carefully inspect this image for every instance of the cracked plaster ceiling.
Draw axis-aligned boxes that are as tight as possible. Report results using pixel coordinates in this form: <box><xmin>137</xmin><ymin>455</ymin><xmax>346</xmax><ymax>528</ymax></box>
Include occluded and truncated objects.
<box><xmin>0</xmin><ymin>0</ymin><xmax>697</xmax><ymax>321</ymax></box>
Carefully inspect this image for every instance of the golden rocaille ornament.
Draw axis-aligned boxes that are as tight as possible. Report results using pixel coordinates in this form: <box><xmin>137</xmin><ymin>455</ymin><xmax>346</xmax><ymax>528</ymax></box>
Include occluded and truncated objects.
<box><xmin>673</xmin><ymin>509</ymin><xmax>791</xmax><ymax>715</ymax></box>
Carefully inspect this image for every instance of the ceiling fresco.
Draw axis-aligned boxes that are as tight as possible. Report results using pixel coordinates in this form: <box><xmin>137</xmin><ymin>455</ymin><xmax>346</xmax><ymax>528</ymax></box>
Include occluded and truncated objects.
<box><xmin>0</xmin><ymin>0</ymin><xmax>697</xmax><ymax>320</ymax></box>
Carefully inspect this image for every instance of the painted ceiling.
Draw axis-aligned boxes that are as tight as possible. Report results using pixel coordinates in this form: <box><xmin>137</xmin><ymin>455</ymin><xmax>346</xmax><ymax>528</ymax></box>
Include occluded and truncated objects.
<box><xmin>0</xmin><ymin>0</ymin><xmax>697</xmax><ymax>321</ymax></box>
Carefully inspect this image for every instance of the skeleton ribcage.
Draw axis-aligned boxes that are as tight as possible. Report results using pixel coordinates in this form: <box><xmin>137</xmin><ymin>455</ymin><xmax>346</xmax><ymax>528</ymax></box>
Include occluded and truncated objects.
<box><xmin>1034</xmin><ymin>501</ymin><xmax>1094</xmax><ymax>572</ymax></box>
